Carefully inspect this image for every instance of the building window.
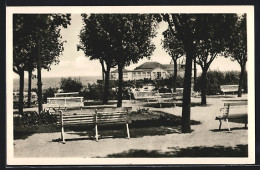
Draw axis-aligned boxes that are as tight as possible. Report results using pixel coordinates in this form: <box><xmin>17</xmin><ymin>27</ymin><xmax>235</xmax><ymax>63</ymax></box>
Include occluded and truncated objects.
<box><xmin>157</xmin><ymin>72</ymin><xmax>161</xmax><ymax>79</ymax></box>
<box><xmin>123</xmin><ymin>73</ymin><xmax>128</xmax><ymax>79</ymax></box>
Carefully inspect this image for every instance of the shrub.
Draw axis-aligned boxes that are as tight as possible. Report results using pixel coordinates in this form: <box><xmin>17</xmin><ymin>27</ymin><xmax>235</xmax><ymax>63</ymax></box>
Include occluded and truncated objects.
<box><xmin>43</xmin><ymin>87</ymin><xmax>58</xmax><ymax>103</ymax></box>
<box><xmin>59</xmin><ymin>77</ymin><xmax>83</xmax><ymax>92</ymax></box>
<box><xmin>195</xmin><ymin>71</ymin><xmax>240</xmax><ymax>95</ymax></box>
<box><xmin>224</xmin><ymin>71</ymin><xmax>240</xmax><ymax>85</ymax></box>
<box><xmin>80</xmin><ymin>83</ymin><xmax>103</xmax><ymax>100</ymax></box>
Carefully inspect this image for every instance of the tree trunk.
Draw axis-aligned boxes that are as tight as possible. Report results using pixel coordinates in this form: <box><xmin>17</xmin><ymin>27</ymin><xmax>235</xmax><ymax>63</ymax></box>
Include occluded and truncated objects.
<box><xmin>238</xmin><ymin>65</ymin><xmax>245</xmax><ymax>97</ymax></box>
<box><xmin>103</xmin><ymin>67</ymin><xmax>110</xmax><ymax>104</ymax></box>
<box><xmin>200</xmin><ymin>69</ymin><xmax>207</xmax><ymax>105</ymax></box>
<box><xmin>37</xmin><ymin>37</ymin><xmax>43</xmax><ymax>114</ymax></box>
<box><xmin>172</xmin><ymin>59</ymin><xmax>178</xmax><ymax>92</ymax></box>
<box><xmin>117</xmin><ymin>64</ymin><xmax>123</xmax><ymax>107</ymax></box>
<box><xmin>193</xmin><ymin>58</ymin><xmax>197</xmax><ymax>91</ymax></box>
<box><xmin>181</xmin><ymin>45</ymin><xmax>193</xmax><ymax>133</ymax></box>
<box><xmin>19</xmin><ymin>71</ymin><xmax>24</xmax><ymax>115</ymax></box>
<box><xmin>27</xmin><ymin>70</ymin><xmax>32</xmax><ymax>108</ymax></box>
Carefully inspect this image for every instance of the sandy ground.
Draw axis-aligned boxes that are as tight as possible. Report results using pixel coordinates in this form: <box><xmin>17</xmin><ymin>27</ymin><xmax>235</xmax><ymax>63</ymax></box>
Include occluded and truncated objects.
<box><xmin>13</xmin><ymin>95</ymin><xmax>248</xmax><ymax>158</ymax></box>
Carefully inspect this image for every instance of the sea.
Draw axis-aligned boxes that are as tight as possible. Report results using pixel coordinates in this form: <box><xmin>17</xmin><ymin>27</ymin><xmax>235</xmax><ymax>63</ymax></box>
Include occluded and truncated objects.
<box><xmin>13</xmin><ymin>76</ymin><xmax>102</xmax><ymax>92</ymax></box>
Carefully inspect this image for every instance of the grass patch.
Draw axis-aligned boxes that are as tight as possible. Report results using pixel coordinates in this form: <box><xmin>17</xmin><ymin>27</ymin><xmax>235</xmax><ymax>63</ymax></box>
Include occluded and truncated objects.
<box><xmin>144</xmin><ymin>102</ymin><xmax>211</xmax><ymax>108</ymax></box>
<box><xmin>14</xmin><ymin>110</ymin><xmax>201</xmax><ymax>140</ymax></box>
<box><xmin>14</xmin><ymin>125</ymin><xmax>59</xmax><ymax>140</ymax></box>
<box><xmin>84</xmin><ymin>101</ymin><xmax>117</xmax><ymax>106</ymax></box>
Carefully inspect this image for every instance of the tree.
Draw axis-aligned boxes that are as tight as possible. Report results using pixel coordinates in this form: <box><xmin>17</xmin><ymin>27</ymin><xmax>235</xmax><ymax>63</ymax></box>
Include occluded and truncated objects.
<box><xmin>162</xmin><ymin>14</ymin><xmax>197</xmax><ymax>133</ymax></box>
<box><xmin>162</xmin><ymin>14</ymin><xmax>239</xmax><ymax>132</ymax></box>
<box><xmin>97</xmin><ymin>14</ymin><xmax>158</xmax><ymax>107</ymax></box>
<box><xmin>13</xmin><ymin>14</ymin><xmax>35</xmax><ymax>115</ymax></box>
<box><xmin>225</xmin><ymin>14</ymin><xmax>247</xmax><ymax>97</ymax></box>
<box><xmin>78</xmin><ymin>14</ymin><xmax>117</xmax><ymax>104</ymax></box>
<box><xmin>13</xmin><ymin>14</ymin><xmax>71</xmax><ymax>114</ymax></box>
<box><xmin>79</xmin><ymin>14</ymin><xmax>158</xmax><ymax>107</ymax></box>
<box><xmin>162</xmin><ymin>28</ymin><xmax>185</xmax><ymax>92</ymax></box>
<box><xmin>25</xmin><ymin>47</ymin><xmax>37</xmax><ymax>108</ymax></box>
<box><xmin>194</xmin><ymin>14</ymin><xmax>238</xmax><ymax>105</ymax></box>
<box><xmin>60</xmin><ymin>77</ymin><xmax>83</xmax><ymax>92</ymax></box>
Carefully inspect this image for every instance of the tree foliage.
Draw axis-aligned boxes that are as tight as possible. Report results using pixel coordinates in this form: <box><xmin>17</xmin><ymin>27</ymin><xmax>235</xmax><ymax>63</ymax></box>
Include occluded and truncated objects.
<box><xmin>162</xmin><ymin>28</ymin><xmax>185</xmax><ymax>91</ymax></box>
<box><xmin>162</xmin><ymin>14</ymin><xmax>239</xmax><ymax>131</ymax></box>
<box><xmin>193</xmin><ymin>14</ymin><xmax>238</xmax><ymax>104</ymax></box>
<box><xmin>78</xmin><ymin>14</ymin><xmax>158</xmax><ymax>107</ymax></box>
<box><xmin>162</xmin><ymin>28</ymin><xmax>185</xmax><ymax>60</ymax></box>
<box><xmin>78</xmin><ymin>14</ymin><xmax>117</xmax><ymax>104</ymax></box>
<box><xmin>59</xmin><ymin>77</ymin><xmax>83</xmax><ymax>93</ymax></box>
<box><xmin>13</xmin><ymin>14</ymin><xmax>71</xmax><ymax>73</ymax></box>
<box><xmin>99</xmin><ymin>14</ymin><xmax>158</xmax><ymax>107</ymax></box>
<box><xmin>13</xmin><ymin>14</ymin><xmax>71</xmax><ymax>114</ymax></box>
<box><xmin>225</xmin><ymin>14</ymin><xmax>247</xmax><ymax>97</ymax></box>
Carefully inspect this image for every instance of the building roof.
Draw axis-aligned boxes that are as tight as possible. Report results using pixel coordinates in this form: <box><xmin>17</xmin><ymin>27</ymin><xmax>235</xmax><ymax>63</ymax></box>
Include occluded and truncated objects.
<box><xmin>134</xmin><ymin>62</ymin><xmax>176</xmax><ymax>71</ymax></box>
<box><xmin>134</xmin><ymin>62</ymin><xmax>163</xmax><ymax>70</ymax></box>
<box><xmin>162</xmin><ymin>64</ymin><xmax>174</xmax><ymax>71</ymax></box>
<box><xmin>111</xmin><ymin>61</ymin><xmax>184</xmax><ymax>74</ymax></box>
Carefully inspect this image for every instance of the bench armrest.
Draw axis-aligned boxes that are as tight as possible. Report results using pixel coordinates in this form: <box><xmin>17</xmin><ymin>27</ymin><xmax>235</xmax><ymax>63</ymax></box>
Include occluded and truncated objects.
<box><xmin>216</xmin><ymin>107</ymin><xmax>228</xmax><ymax>119</ymax></box>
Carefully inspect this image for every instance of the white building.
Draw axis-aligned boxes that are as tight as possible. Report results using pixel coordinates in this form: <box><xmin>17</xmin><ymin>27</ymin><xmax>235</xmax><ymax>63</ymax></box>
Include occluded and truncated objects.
<box><xmin>110</xmin><ymin>61</ymin><xmax>185</xmax><ymax>80</ymax></box>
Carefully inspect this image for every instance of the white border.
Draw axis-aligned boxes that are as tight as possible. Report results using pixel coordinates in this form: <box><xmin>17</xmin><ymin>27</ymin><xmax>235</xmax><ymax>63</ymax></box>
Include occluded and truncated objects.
<box><xmin>6</xmin><ymin>6</ymin><xmax>255</xmax><ymax>165</ymax></box>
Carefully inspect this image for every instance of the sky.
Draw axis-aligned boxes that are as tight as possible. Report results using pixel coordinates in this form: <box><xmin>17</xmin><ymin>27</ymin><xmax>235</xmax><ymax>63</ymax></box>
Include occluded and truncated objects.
<box><xmin>13</xmin><ymin>14</ymin><xmax>242</xmax><ymax>79</ymax></box>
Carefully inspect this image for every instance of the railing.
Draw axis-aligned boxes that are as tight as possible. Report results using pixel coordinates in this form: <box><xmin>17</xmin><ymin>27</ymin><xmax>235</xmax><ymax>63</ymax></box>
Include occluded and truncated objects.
<box><xmin>54</xmin><ymin>92</ymin><xmax>79</xmax><ymax>97</ymax></box>
<box><xmin>220</xmin><ymin>85</ymin><xmax>239</xmax><ymax>93</ymax></box>
<box><xmin>47</xmin><ymin>97</ymin><xmax>84</xmax><ymax>108</ymax></box>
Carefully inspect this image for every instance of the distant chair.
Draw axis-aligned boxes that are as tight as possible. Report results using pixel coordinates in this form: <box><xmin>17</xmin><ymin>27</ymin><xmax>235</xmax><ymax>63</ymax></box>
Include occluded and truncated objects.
<box><xmin>220</xmin><ymin>85</ymin><xmax>239</xmax><ymax>95</ymax></box>
<box><xmin>54</xmin><ymin>92</ymin><xmax>79</xmax><ymax>97</ymax></box>
<box><xmin>46</xmin><ymin>92</ymin><xmax>83</xmax><ymax>111</ymax></box>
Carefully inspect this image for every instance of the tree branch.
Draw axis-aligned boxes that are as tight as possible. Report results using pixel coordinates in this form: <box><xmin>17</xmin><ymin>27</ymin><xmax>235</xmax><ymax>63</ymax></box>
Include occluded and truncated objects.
<box><xmin>13</xmin><ymin>67</ymin><xmax>19</xmax><ymax>74</ymax></box>
<box><xmin>163</xmin><ymin>14</ymin><xmax>179</xmax><ymax>39</ymax></box>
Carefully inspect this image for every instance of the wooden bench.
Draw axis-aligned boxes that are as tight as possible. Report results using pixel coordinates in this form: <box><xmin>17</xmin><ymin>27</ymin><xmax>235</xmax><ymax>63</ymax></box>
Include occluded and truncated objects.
<box><xmin>46</xmin><ymin>97</ymin><xmax>84</xmax><ymax>111</ymax></box>
<box><xmin>215</xmin><ymin>100</ymin><xmax>247</xmax><ymax>131</ymax></box>
<box><xmin>132</xmin><ymin>91</ymin><xmax>161</xmax><ymax>103</ymax></box>
<box><xmin>57</xmin><ymin>107</ymin><xmax>132</xmax><ymax>143</ymax></box>
<box><xmin>220</xmin><ymin>85</ymin><xmax>239</xmax><ymax>95</ymax></box>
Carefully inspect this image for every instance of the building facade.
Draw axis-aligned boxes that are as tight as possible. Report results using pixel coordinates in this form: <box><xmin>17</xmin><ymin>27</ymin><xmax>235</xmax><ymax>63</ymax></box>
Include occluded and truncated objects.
<box><xmin>110</xmin><ymin>61</ymin><xmax>185</xmax><ymax>80</ymax></box>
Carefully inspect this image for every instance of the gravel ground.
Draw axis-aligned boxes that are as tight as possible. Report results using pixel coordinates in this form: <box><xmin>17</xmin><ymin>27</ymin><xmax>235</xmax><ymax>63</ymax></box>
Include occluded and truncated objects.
<box><xmin>13</xmin><ymin>95</ymin><xmax>249</xmax><ymax>158</ymax></box>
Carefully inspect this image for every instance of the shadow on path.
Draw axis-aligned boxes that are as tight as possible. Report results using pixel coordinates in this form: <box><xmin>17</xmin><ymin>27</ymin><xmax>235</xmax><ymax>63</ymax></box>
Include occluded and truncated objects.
<box><xmin>210</xmin><ymin>127</ymin><xmax>247</xmax><ymax>132</ymax></box>
<box><xmin>102</xmin><ymin>144</ymin><xmax>248</xmax><ymax>158</ymax></box>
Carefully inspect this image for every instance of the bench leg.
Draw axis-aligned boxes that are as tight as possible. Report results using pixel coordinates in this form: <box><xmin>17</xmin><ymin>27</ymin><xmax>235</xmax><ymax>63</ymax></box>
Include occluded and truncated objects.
<box><xmin>61</xmin><ymin>126</ymin><xmax>65</xmax><ymax>143</ymax></box>
<box><xmin>95</xmin><ymin>124</ymin><xmax>99</xmax><ymax>141</ymax></box>
<box><xmin>226</xmin><ymin>119</ymin><xmax>231</xmax><ymax>132</ymax></box>
<box><xmin>126</xmin><ymin>123</ymin><xmax>130</xmax><ymax>139</ymax></box>
<box><xmin>245</xmin><ymin>118</ymin><xmax>248</xmax><ymax>128</ymax></box>
<box><xmin>218</xmin><ymin>119</ymin><xmax>222</xmax><ymax>130</ymax></box>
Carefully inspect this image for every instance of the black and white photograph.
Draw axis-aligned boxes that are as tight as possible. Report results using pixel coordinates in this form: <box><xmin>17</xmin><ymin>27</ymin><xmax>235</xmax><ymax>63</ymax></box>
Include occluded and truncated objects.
<box><xmin>6</xmin><ymin>6</ymin><xmax>255</xmax><ymax>165</ymax></box>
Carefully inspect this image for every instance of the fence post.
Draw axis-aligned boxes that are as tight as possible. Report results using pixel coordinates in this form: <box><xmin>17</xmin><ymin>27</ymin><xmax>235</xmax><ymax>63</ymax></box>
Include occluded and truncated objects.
<box><xmin>126</xmin><ymin>108</ymin><xmax>130</xmax><ymax>139</ymax></box>
<box><xmin>95</xmin><ymin>109</ymin><xmax>99</xmax><ymax>141</ymax></box>
<box><xmin>60</xmin><ymin>110</ymin><xmax>65</xmax><ymax>143</ymax></box>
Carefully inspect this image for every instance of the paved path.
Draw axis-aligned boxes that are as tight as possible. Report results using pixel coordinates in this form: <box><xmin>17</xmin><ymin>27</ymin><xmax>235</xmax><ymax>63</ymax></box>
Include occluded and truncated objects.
<box><xmin>13</xmin><ymin>95</ymin><xmax>249</xmax><ymax>158</ymax></box>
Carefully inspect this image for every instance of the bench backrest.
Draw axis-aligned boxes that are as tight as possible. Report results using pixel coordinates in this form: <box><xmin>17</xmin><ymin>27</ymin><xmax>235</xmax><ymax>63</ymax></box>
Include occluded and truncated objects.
<box><xmin>220</xmin><ymin>85</ymin><xmax>239</xmax><ymax>93</ymax></box>
<box><xmin>54</xmin><ymin>92</ymin><xmax>79</xmax><ymax>97</ymax></box>
<box><xmin>58</xmin><ymin>107</ymin><xmax>131</xmax><ymax>126</ymax></box>
<box><xmin>47</xmin><ymin>97</ymin><xmax>84</xmax><ymax>108</ymax></box>
<box><xmin>96</xmin><ymin>111</ymin><xmax>129</xmax><ymax>125</ymax></box>
<box><xmin>224</xmin><ymin>101</ymin><xmax>247</xmax><ymax>107</ymax></box>
<box><xmin>222</xmin><ymin>101</ymin><xmax>247</xmax><ymax>117</ymax></box>
<box><xmin>159</xmin><ymin>93</ymin><xmax>174</xmax><ymax>98</ymax></box>
<box><xmin>133</xmin><ymin>91</ymin><xmax>157</xmax><ymax>97</ymax></box>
